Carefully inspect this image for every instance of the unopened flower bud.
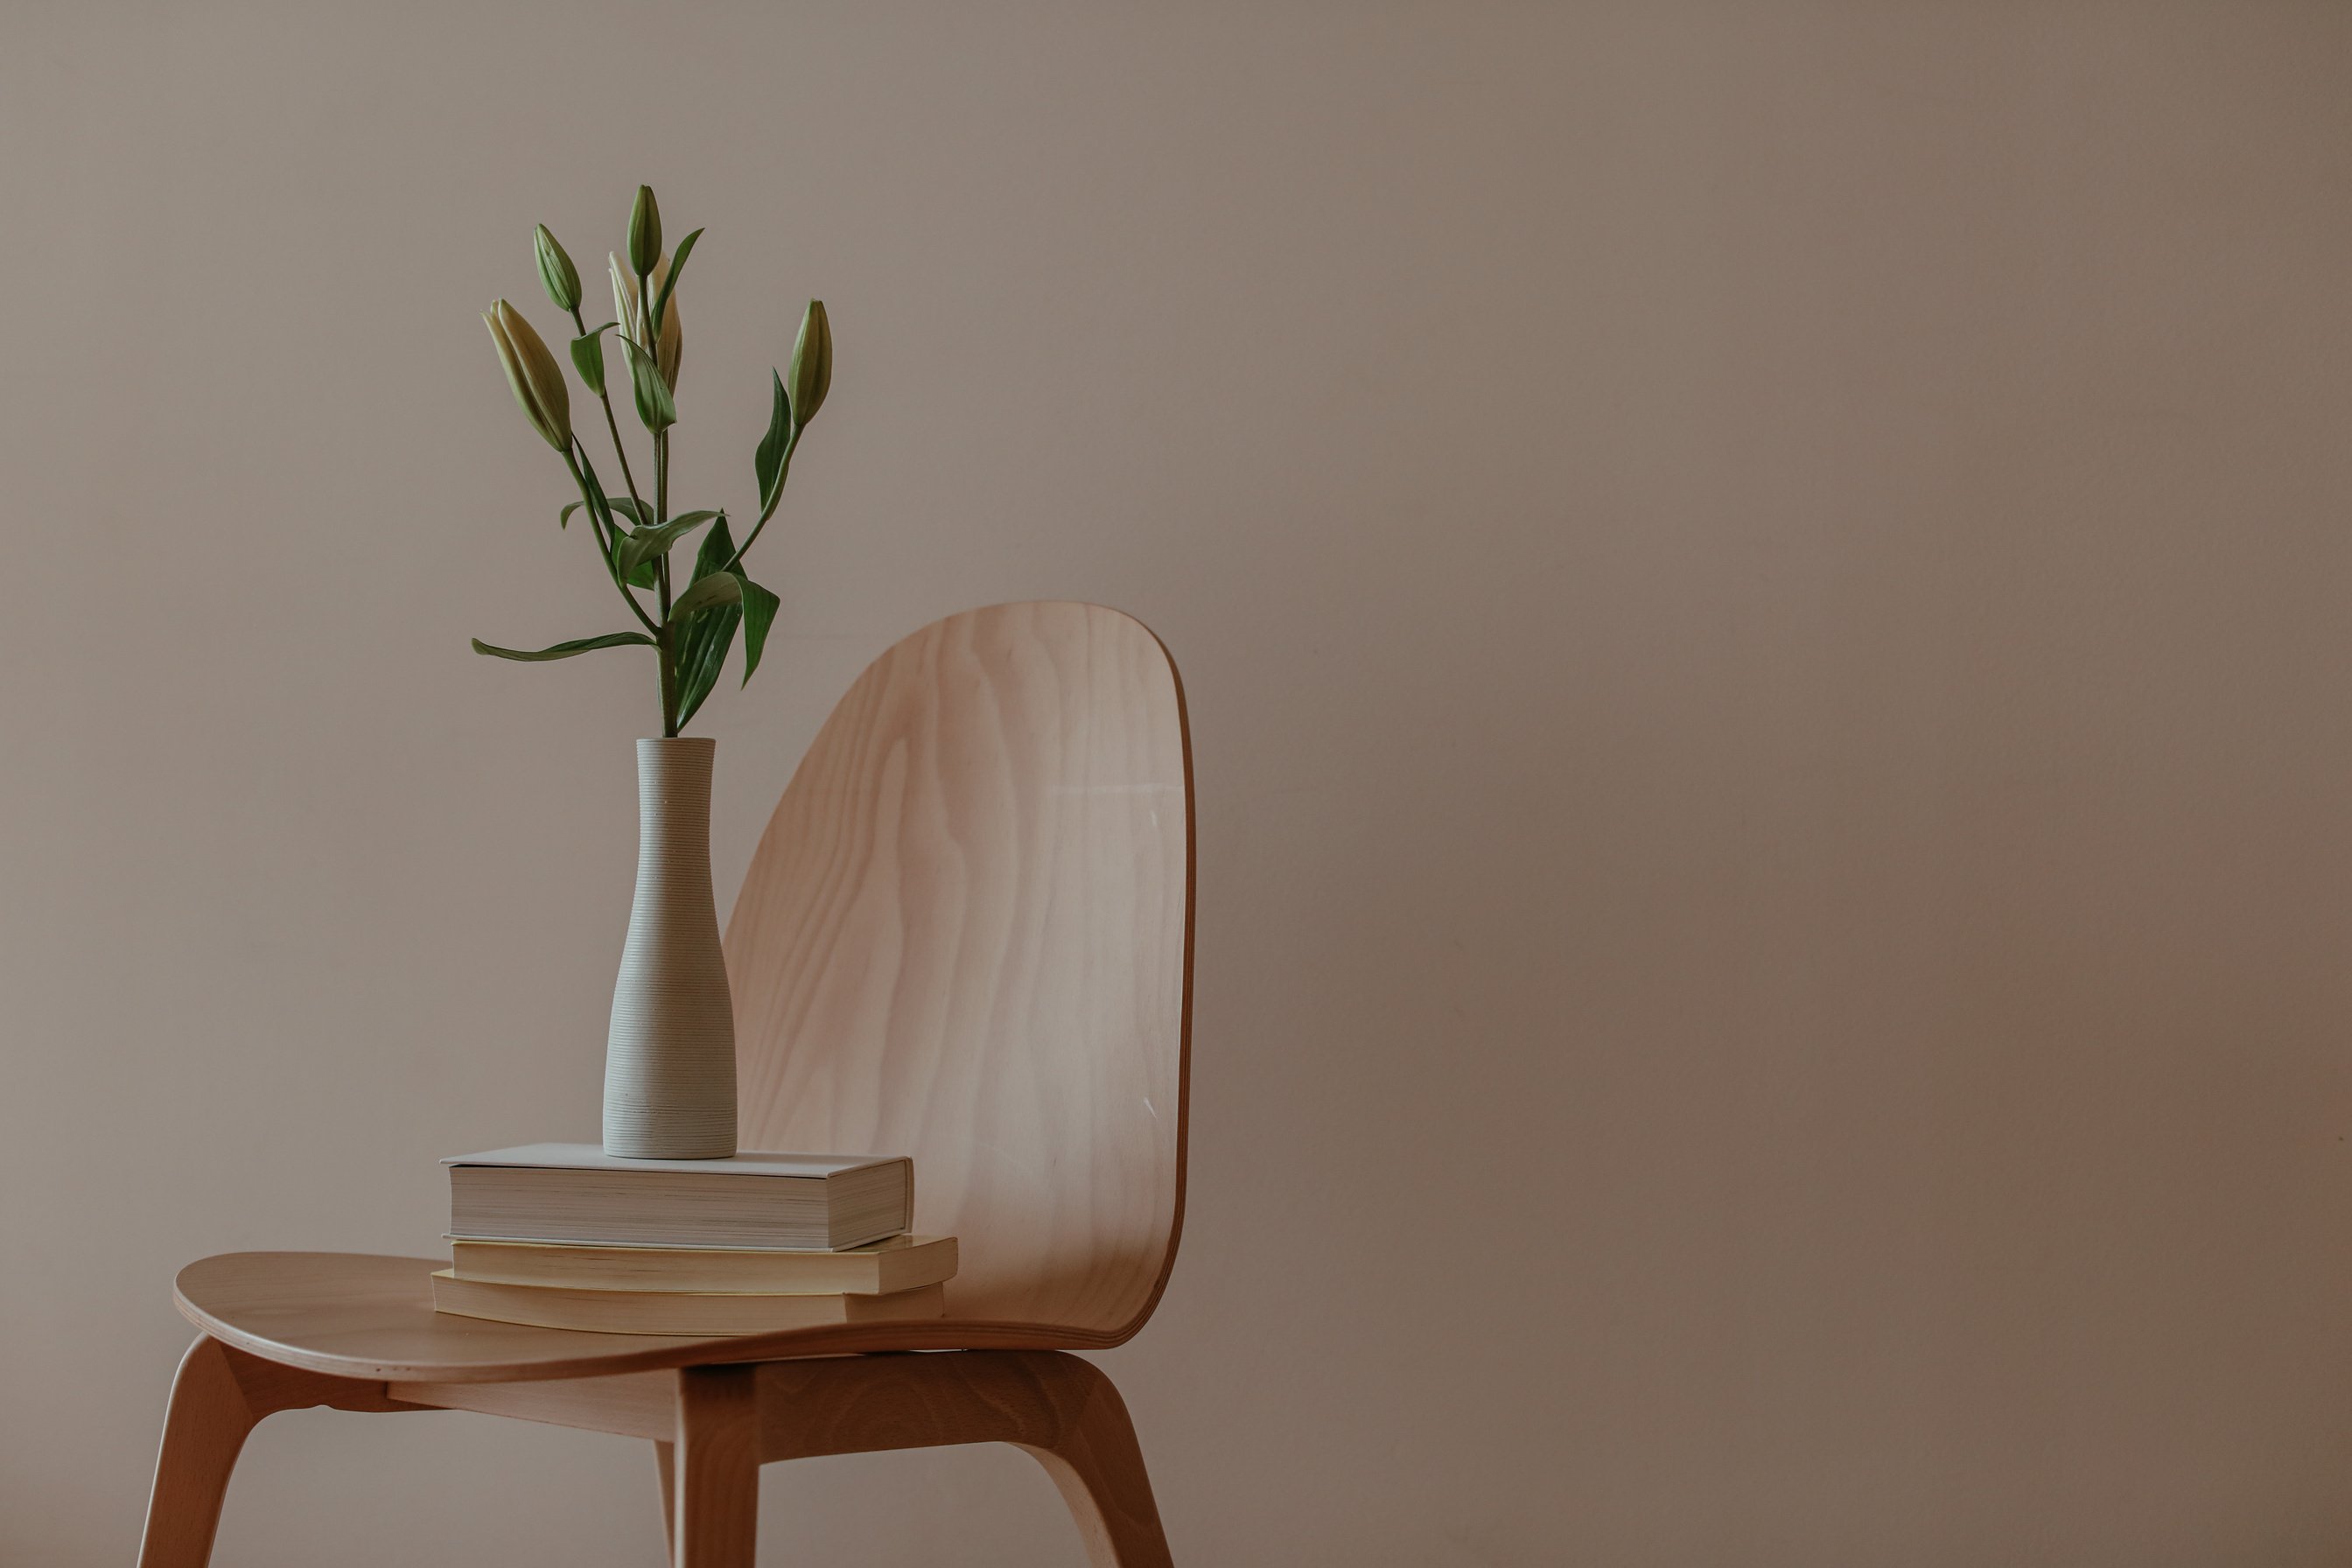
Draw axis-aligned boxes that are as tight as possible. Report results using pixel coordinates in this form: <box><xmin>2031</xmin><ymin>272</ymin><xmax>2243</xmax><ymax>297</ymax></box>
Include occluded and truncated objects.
<box><xmin>484</xmin><ymin>298</ymin><xmax>570</xmax><ymax>451</ymax></box>
<box><xmin>788</xmin><ymin>299</ymin><xmax>830</xmax><ymax>426</ymax></box>
<box><xmin>534</xmin><ymin>224</ymin><xmax>580</xmax><ymax>313</ymax></box>
<box><xmin>611</xmin><ymin>253</ymin><xmax>682</xmax><ymax>390</ymax></box>
<box><xmin>627</xmin><ymin>185</ymin><xmax>662</xmax><ymax>278</ymax></box>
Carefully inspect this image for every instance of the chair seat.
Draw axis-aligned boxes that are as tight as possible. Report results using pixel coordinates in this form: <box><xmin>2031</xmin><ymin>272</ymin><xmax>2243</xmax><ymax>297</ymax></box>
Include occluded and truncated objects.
<box><xmin>175</xmin><ymin>1252</ymin><xmax>1082</xmax><ymax>1384</ymax></box>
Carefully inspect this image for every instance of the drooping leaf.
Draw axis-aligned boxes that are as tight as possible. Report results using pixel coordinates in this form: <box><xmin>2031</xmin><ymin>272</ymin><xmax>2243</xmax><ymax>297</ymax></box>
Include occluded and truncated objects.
<box><xmin>667</xmin><ymin>515</ymin><xmax>745</xmax><ymax>728</ymax></box>
<box><xmin>472</xmin><ymin>632</ymin><xmax>655</xmax><ymax>662</ymax></box>
<box><xmin>615</xmin><ymin>510</ymin><xmax>722</xmax><ymax>578</ymax></box>
<box><xmin>753</xmin><ymin>370</ymin><xmax>794</xmax><ymax>526</ymax></box>
<box><xmin>648</xmin><ymin>228</ymin><xmax>703</xmax><ymax>339</ymax></box>
<box><xmin>560</xmin><ymin>494</ymin><xmax>644</xmax><ymax>533</ymax></box>
<box><xmin>667</xmin><ymin>568</ymin><xmax>744</xmax><ymax>623</ymax></box>
<box><xmin>737</xmin><ymin>575</ymin><xmax>779</xmax><ymax>685</ymax></box>
<box><xmin>621</xmin><ymin>336</ymin><xmax>677</xmax><ymax>432</ymax></box>
<box><xmin>605</xmin><ymin>495</ymin><xmax>651</xmax><ymax>528</ymax></box>
<box><xmin>673</xmin><ymin>603</ymin><xmax>739</xmax><ymax>729</ymax></box>
<box><xmin>569</xmin><ymin>322</ymin><xmax>616</xmax><ymax>396</ymax></box>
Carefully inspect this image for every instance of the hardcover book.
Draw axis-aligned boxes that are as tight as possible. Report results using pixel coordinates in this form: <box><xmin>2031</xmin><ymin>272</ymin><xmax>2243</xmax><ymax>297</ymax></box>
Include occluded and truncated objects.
<box><xmin>443</xmin><ymin>1144</ymin><xmax>913</xmax><ymax>1250</ymax></box>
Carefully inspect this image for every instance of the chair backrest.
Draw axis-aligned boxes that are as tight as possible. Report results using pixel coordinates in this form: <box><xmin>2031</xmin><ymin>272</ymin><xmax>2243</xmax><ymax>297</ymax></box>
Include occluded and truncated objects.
<box><xmin>725</xmin><ymin>602</ymin><xmax>1194</xmax><ymax>1344</ymax></box>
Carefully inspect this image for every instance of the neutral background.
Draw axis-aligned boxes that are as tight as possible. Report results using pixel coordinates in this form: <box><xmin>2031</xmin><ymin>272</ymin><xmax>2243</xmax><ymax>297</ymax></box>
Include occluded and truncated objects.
<box><xmin>6</xmin><ymin>2</ymin><xmax>2352</xmax><ymax>1563</ymax></box>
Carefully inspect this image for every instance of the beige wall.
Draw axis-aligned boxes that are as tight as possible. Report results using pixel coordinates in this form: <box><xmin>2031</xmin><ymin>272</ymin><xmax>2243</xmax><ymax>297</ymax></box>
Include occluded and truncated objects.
<box><xmin>6</xmin><ymin>2</ymin><xmax>2352</xmax><ymax>1562</ymax></box>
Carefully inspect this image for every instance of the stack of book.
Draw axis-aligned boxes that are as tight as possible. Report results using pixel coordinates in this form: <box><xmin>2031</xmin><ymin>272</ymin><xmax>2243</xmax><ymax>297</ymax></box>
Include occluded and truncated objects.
<box><xmin>430</xmin><ymin>1144</ymin><xmax>956</xmax><ymax>1335</ymax></box>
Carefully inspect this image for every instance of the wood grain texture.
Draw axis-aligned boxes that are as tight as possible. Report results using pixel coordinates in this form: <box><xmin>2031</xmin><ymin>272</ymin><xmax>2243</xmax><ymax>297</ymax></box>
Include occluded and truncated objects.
<box><xmin>174</xmin><ymin>1251</ymin><xmax>1006</xmax><ymax>1383</ymax></box>
<box><xmin>173</xmin><ymin>1246</ymin><xmax>1177</xmax><ymax>1385</ymax></box>
<box><xmin>173</xmin><ymin>1251</ymin><xmax>723</xmax><ymax>1384</ymax></box>
<box><xmin>388</xmin><ymin>1369</ymin><xmax>680</xmax><ymax>1439</ymax></box>
<box><xmin>752</xmin><ymin>1350</ymin><xmax>1173</xmax><ymax>1566</ymax></box>
<box><xmin>137</xmin><ymin>1337</ymin><xmax>410</xmax><ymax>1567</ymax></box>
<box><xmin>654</xmin><ymin>1440</ymin><xmax>677</xmax><ymax>1557</ymax></box>
<box><xmin>729</xmin><ymin>601</ymin><xmax>1194</xmax><ymax>1341</ymax></box>
<box><xmin>675</xmin><ymin>1366</ymin><xmax>760</xmax><ymax>1568</ymax></box>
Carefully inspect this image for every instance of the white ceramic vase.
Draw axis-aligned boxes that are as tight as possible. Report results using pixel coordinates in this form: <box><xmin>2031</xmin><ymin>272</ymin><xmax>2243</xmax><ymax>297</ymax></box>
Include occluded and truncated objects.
<box><xmin>602</xmin><ymin>736</ymin><xmax>738</xmax><ymax>1158</ymax></box>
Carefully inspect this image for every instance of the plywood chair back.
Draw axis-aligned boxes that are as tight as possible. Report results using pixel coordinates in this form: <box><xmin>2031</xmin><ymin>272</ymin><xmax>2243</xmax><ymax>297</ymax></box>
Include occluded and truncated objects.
<box><xmin>724</xmin><ymin>602</ymin><xmax>1192</xmax><ymax>1346</ymax></box>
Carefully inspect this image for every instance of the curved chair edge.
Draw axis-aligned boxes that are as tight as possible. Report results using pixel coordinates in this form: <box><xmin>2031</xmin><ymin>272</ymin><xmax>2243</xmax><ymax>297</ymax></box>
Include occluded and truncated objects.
<box><xmin>172</xmin><ymin>1253</ymin><xmax>1131</xmax><ymax>1385</ymax></box>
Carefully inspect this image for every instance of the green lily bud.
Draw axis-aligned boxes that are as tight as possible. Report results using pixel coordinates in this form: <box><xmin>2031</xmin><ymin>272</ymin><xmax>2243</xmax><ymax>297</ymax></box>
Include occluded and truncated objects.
<box><xmin>788</xmin><ymin>299</ymin><xmax>831</xmax><ymax>427</ymax></box>
<box><xmin>627</xmin><ymin>186</ymin><xmax>662</xmax><ymax>278</ymax></box>
<box><xmin>610</xmin><ymin>253</ymin><xmax>682</xmax><ymax>390</ymax></box>
<box><xmin>534</xmin><ymin>224</ymin><xmax>580</xmax><ymax>313</ymax></box>
<box><xmin>483</xmin><ymin>298</ymin><xmax>570</xmax><ymax>451</ymax></box>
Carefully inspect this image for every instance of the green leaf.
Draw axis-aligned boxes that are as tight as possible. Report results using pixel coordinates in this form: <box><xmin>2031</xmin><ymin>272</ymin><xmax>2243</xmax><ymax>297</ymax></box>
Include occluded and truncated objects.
<box><xmin>665</xmin><ymin>516</ymin><xmax>746</xmax><ymax>729</ymax></box>
<box><xmin>605</xmin><ymin>496</ymin><xmax>652</xmax><ymax>528</ymax></box>
<box><xmin>648</xmin><ymin>228</ymin><xmax>703</xmax><ymax>339</ymax></box>
<box><xmin>560</xmin><ymin>493</ymin><xmax>646</xmax><ymax>532</ymax></box>
<box><xmin>571</xmin><ymin>454</ymin><xmax>656</xmax><ymax>588</ymax></box>
<box><xmin>690</xmin><ymin>514</ymin><xmax>738</xmax><ymax>582</ymax></box>
<box><xmin>621</xmin><ymin>337</ymin><xmax>676</xmax><ymax>432</ymax></box>
<box><xmin>615</xmin><ymin>510</ymin><xmax>721</xmax><ymax>578</ymax></box>
<box><xmin>668</xmin><ymin>569</ymin><xmax>743</xmax><ymax>623</ymax></box>
<box><xmin>472</xmin><ymin>633</ymin><xmax>655</xmax><ymax>662</ymax></box>
<box><xmin>753</xmin><ymin>370</ymin><xmax>794</xmax><ymax>526</ymax></box>
<box><xmin>674</xmin><ymin>604</ymin><xmax>738</xmax><ymax>728</ymax></box>
<box><xmin>737</xmin><ymin>574</ymin><xmax>779</xmax><ymax>685</ymax></box>
<box><xmin>569</xmin><ymin>323</ymin><xmax>615</xmax><ymax>396</ymax></box>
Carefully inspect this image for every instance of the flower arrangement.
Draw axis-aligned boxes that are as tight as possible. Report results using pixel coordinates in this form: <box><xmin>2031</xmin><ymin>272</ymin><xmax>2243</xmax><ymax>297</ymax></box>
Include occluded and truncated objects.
<box><xmin>476</xmin><ymin>185</ymin><xmax>830</xmax><ymax>737</ymax></box>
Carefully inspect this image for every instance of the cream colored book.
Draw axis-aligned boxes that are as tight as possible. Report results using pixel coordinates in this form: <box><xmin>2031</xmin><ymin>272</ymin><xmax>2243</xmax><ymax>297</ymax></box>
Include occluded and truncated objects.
<box><xmin>447</xmin><ymin>1235</ymin><xmax>958</xmax><ymax>1295</ymax></box>
<box><xmin>430</xmin><ymin>1273</ymin><xmax>948</xmax><ymax>1336</ymax></box>
<box><xmin>442</xmin><ymin>1144</ymin><xmax>913</xmax><ymax>1250</ymax></box>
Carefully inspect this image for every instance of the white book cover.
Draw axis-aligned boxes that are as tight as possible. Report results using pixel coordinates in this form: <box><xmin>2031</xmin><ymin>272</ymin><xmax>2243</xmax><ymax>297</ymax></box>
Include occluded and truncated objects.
<box><xmin>443</xmin><ymin>1144</ymin><xmax>901</xmax><ymax>1179</ymax></box>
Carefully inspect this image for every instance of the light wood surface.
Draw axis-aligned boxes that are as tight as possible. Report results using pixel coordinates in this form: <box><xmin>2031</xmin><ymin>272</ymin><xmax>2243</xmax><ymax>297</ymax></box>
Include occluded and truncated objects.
<box><xmin>388</xmin><ymin>1368</ymin><xmax>681</xmax><ymax>1439</ymax></box>
<box><xmin>137</xmin><ymin>1337</ymin><xmax>413</xmax><ymax>1568</ymax></box>
<box><xmin>752</xmin><ymin>1349</ymin><xmax>1173</xmax><ymax>1568</ymax></box>
<box><xmin>143</xmin><ymin>603</ymin><xmax>1194</xmax><ymax>1564</ymax></box>
<box><xmin>676</xmin><ymin>1366</ymin><xmax>761</xmax><ymax>1567</ymax></box>
<box><xmin>654</xmin><ymin>1439</ymin><xmax>677</xmax><ymax>1557</ymax></box>
<box><xmin>729</xmin><ymin>600</ymin><xmax>1194</xmax><ymax>1340</ymax></box>
<box><xmin>142</xmin><ymin>1334</ymin><xmax>1175</xmax><ymax>1567</ymax></box>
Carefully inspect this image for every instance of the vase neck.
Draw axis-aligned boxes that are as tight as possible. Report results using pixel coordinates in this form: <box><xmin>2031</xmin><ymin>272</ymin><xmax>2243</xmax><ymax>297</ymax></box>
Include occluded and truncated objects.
<box><xmin>634</xmin><ymin>737</ymin><xmax>715</xmax><ymax>863</ymax></box>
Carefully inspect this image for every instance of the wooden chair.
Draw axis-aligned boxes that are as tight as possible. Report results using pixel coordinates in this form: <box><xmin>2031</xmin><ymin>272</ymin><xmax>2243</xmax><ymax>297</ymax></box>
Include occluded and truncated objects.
<box><xmin>137</xmin><ymin>602</ymin><xmax>1194</xmax><ymax>1567</ymax></box>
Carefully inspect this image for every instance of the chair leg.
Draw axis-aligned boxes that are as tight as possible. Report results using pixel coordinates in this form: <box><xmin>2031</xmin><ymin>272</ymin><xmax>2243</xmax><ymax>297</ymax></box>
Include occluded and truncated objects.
<box><xmin>674</xmin><ymin>1367</ymin><xmax>759</xmax><ymax>1568</ymax></box>
<box><xmin>136</xmin><ymin>1337</ymin><xmax>261</xmax><ymax>1568</ymax></box>
<box><xmin>1013</xmin><ymin>1359</ymin><xmax>1175</xmax><ymax>1568</ymax></box>
<box><xmin>753</xmin><ymin>1350</ymin><xmax>1174</xmax><ymax>1567</ymax></box>
<box><xmin>137</xmin><ymin>1335</ymin><xmax>407</xmax><ymax>1568</ymax></box>
<box><xmin>653</xmin><ymin>1438</ymin><xmax>677</xmax><ymax>1556</ymax></box>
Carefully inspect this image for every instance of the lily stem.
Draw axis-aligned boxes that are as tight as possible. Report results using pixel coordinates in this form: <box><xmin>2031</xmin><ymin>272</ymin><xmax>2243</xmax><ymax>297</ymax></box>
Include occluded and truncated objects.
<box><xmin>568</xmin><ymin>305</ymin><xmax>648</xmax><ymax>530</ymax></box>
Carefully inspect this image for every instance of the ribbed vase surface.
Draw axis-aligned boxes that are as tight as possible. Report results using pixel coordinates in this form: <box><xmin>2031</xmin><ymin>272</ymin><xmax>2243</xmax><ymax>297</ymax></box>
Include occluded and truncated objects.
<box><xmin>603</xmin><ymin>736</ymin><xmax>738</xmax><ymax>1158</ymax></box>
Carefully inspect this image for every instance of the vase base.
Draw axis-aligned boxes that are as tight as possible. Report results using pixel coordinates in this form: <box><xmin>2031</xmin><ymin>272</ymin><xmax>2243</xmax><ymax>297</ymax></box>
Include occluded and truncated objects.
<box><xmin>600</xmin><ymin>1125</ymin><xmax>738</xmax><ymax>1160</ymax></box>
